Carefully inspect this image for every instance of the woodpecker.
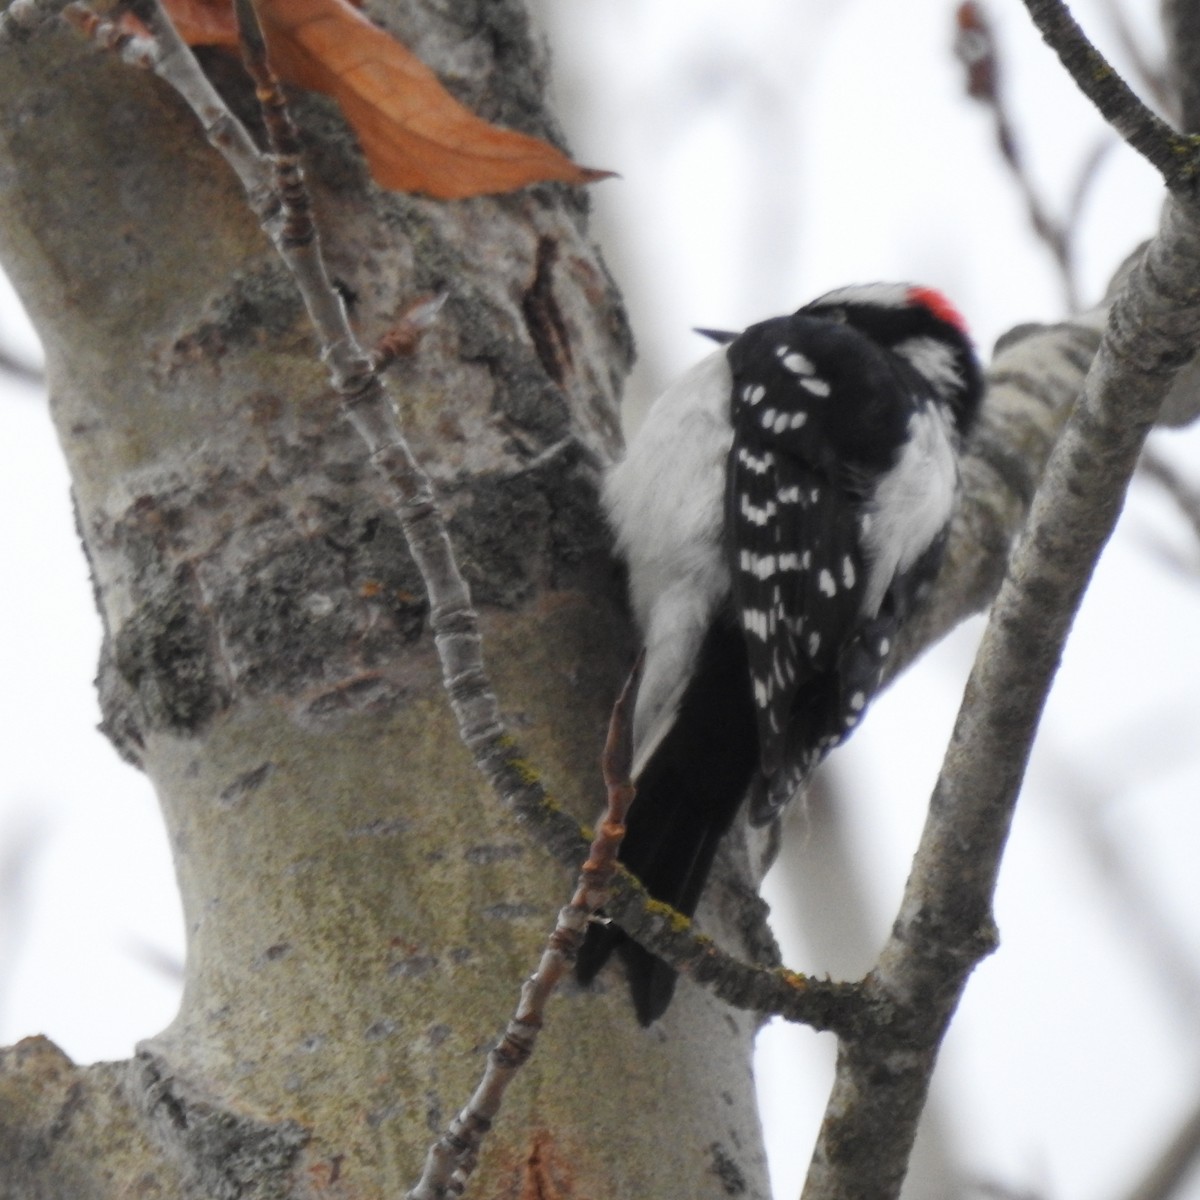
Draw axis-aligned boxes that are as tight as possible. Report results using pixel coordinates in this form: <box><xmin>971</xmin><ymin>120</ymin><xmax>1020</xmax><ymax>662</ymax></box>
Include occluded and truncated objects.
<box><xmin>576</xmin><ymin>283</ymin><xmax>984</xmax><ymax>1024</ymax></box>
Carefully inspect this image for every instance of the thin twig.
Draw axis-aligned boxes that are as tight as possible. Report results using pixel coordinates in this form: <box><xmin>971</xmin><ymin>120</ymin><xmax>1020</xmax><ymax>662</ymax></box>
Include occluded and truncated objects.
<box><xmin>1098</xmin><ymin>0</ymin><xmax>1174</xmax><ymax>116</ymax></box>
<box><xmin>1063</xmin><ymin>136</ymin><xmax>1116</xmax><ymax>238</ymax></box>
<box><xmin>1163</xmin><ymin>0</ymin><xmax>1200</xmax><ymax>135</ymax></box>
<box><xmin>217</xmin><ymin>0</ymin><xmax>517</xmax><ymax>823</ymax></box>
<box><xmin>803</xmin><ymin>196</ymin><xmax>1200</xmax><ymax>1198</ymax></box>
<box><xmin>955</xmin><ymin>1</ymin><xmax>1115</xmax><ymax>312</ymax></box>
<box><xmin>64</xmin><ymin>2</ymin><xmax>274</xmax><ymax>207</ymax></box>
<box><xmin>1020</xmin><ymin>0</ymin><xmax>1200</xmax><ymax>190</ymax></box>
<box><xmin>61</xmin><ymin>5</ymin><xmax>156</xmax><ymax>65</ymax></box>
<box><xmin>407</xmin><ymin>658</ymin><xmax>642</xmax><ymax>1200</ymax></box>
<box><xmin>371</xmin><ymin>293</ymin><xmax>449</xmax><ymax>372</ymax></box>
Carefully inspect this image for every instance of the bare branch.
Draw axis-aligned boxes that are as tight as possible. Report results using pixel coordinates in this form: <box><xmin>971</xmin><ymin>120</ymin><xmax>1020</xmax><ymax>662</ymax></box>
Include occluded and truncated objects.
<box><xmin>1063</xmin><ymin>135</ymin><xmax>1116</xmax><ymax>239</ymax></box>
<box><xmin>803</xmin><ymin>194</ymin><xmax>1200</xmax><ymax>1199</ymax></box>
<box><xmin>955</xmin><ymin>2</ymin><xmax>1079</xmax><ymax>309</ymax></box>
<box><xmin>129</xmin><ymin>0</ymin><xmax>518</xmax><ymax>842</ymax></box>
<box><xmin>1163</xmin><ymin>0</ymin><xmax>1200</xmax><ymax>133</ymax></box>
<box><xmin>1020</xmin><ymin>0</ymin><xmax>1200</xmax><ymax>189</ymax></box>
<box><xmin>370</xmin><ymin>293</ymin><xmax>449</xmax><ymax>372</ymax></box>
<box><xmin>1098</xmin><ymin>0</ymin><xmax>1173</xmax><ymax>116</ymax></box>
<box><xmin>64</xmin><ymin>3</ymin><xmax>273</xmax><ymax>206</ymax></box>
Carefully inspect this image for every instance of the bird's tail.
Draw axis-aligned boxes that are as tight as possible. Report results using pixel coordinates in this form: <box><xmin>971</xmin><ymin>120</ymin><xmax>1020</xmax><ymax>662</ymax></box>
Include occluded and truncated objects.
<box><xmin>575</xmin><ymin>619</ymin><xmax>758</xmax><ymax>1023</ymax></box>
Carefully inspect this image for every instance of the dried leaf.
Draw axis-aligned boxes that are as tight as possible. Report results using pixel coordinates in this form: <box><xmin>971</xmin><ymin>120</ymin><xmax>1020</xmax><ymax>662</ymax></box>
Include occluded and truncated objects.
<box><xmin>160</xmin><ymin>0</ymin><xmax>237</xmax><ymax>46</ymax></box>
<box><xmin>161</xmin><ymin>0</ymin><xmax>612</xmax><ymax>199</ymax></box>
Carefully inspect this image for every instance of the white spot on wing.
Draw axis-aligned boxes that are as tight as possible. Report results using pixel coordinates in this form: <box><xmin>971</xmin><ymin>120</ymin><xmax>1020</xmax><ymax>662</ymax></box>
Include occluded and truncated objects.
<box><xmin>800</xmin><ymin>377</ymin><xmax>831</xmax><ymax>398</ymax></box>
<box><xmin>818</xmin><ymin>569</ymin><xmax>836</xmax><ymax>597</ymax></box>
<box><xmin>740</xmin><ymin>494</ymin><xmax>777</xmax><ymax>526</ymax></box>
<box><xmin>738</xmin><ymin>448</ymin><xmax>771</xmax><ymax>475</ymax></box>
<box><xmin>781</xmin><ymin>351</ymin><xmax>815</xmax><ymax>375</ymax></box>
<box><xmin>751</xmin><ymin>554</ymin><xmax>776</xmax><ymax>580</ymax></box>
<box><xmin>743</xmin><ymin>609</ymin><xmax>769</xmax><ymax>640</ymax></box>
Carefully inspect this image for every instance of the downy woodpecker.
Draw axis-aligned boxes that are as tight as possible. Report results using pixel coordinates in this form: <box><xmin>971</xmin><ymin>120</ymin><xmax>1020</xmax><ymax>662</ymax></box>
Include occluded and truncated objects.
<box><xmin>576</xmin><ymin>283</ymin><xmax>984</xmax><ymax>1023</ymax></box>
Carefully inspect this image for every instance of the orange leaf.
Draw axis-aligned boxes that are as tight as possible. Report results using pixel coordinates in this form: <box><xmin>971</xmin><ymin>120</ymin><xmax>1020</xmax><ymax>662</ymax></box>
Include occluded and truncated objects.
<box><xmin>161</xmin><ymin>0</ymin><xmax>612</xmax><ymax>199</ymax></box>
<box><xmin>160</xmin><ymin>0</ymin><xmax>237</xmax><ymax>47</ymax></box>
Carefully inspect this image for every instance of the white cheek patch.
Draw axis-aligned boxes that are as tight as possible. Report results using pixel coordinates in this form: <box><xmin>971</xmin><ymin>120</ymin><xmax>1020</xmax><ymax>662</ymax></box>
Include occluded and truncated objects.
<box><xmin>861</xmin><ymin>404</ymin><xmax>958</xmax><ymax>616</ymax></box>
<box><xmin>893</xmin><ymin>335</ymin><xmax>963</xmax><ymax>400</ymax></box>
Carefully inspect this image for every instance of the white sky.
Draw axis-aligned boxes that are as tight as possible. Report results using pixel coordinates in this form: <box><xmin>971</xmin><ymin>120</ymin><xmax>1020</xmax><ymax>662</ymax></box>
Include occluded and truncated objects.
<box><xmin>3</xmin><ymin>2</ymin><xmax>1200</xmax><ymax>1198</ymax></box>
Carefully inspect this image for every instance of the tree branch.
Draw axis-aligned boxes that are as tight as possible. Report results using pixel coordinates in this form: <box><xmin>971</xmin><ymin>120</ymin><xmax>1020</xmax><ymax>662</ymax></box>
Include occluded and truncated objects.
<box><xmin>803</xmin><ymin>193</ymin><xmax>1200</xmax><ymax>1199</ymax></box>
<box><xmin>1163</xmin><ymin>0</ymin><xmax>1200</xmax><ymax>133</ymax></box>
<box><xmin>955</xmin><ymin>1</ymin><xmax>1090</xmax><ymax>311</ymax></box>
<box><xmin>1098</xmin><ymin>0</ymin><xmax>1173</xmax><ymax>118</ymax></box>
<box><xmin>1021</xmin><ymin>0</ymin><xmax>1200</xmax><ymax>189</ymax></box>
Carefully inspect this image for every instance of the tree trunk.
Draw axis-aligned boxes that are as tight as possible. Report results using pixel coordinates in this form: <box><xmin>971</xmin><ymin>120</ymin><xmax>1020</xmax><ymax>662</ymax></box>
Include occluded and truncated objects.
<box><xmin>0</xmin><ymin>4</ymin><xmax>773</xmax><ymax>1197</ymax></box>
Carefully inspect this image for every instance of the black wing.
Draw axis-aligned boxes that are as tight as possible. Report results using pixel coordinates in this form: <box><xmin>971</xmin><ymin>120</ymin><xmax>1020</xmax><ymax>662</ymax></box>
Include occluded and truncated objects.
<box><xmin>725</xmin><ymin>314</ymin><xmax>916</xmax><ymax>821</ymax></box>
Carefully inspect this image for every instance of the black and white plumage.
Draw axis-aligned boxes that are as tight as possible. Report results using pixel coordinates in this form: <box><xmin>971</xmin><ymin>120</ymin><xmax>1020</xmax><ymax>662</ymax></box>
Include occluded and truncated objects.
<box><xmin>576</xmin><ymin>283</ymin><xmax>984</xmax><ymax>1024</ymax></box>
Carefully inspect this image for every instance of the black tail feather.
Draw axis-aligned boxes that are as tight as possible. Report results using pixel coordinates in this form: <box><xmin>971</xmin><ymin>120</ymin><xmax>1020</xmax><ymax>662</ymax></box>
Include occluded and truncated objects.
<box><xmin>575</xmin><ymin>618</ymin><xmax>758</xmax><ymax>1023</ymax></box>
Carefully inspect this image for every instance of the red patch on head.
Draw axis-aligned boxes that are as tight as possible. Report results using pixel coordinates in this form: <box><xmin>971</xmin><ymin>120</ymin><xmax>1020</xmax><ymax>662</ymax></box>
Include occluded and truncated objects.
<box><xmin>907</xmin><ymin>286</ymin><xmax>969</xmax><ymax>334</ymax></box>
